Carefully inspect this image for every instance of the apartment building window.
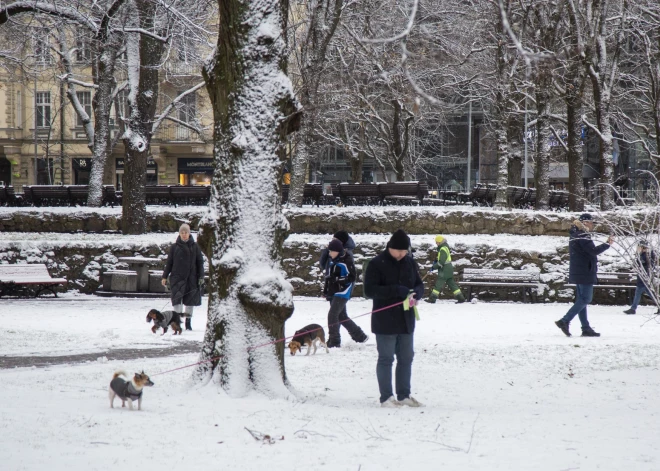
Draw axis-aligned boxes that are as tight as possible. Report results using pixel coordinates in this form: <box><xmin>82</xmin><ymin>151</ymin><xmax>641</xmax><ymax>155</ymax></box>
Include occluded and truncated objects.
<box><xmin>16</xmin><ymin>91</ymin><xmax>22</xmax><ymax>128</ymax></box>
<box><xmin>35</xmin><ymin>92</ymin><xmax>51</xmax><ymax>128</ymax></box>
<box><xmin>75</xmin><ymin>91</ymin><xmax>92</xmax><ymax>127</ymax></box>
<box><xmin>34</xmin><ymin>37</ymin><xmax>51</xmax><ymax>64</ymax></box>
<box><xmin>75</xmin><ymin>32</ymin><xmax>91</xmax><ymax>63</ymax></box>
<box><xmin>176</xmin><ymin>92</ymin><xmax>196</xmax><ymax>140</ymax></box>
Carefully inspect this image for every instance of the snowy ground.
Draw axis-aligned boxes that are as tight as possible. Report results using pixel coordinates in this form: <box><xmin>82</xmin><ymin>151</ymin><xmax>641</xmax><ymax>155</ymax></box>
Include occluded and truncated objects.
<box><xmin>2</xmin><ymin>296</ymin><xmax>660</xmax><ymax>470</ymax></box>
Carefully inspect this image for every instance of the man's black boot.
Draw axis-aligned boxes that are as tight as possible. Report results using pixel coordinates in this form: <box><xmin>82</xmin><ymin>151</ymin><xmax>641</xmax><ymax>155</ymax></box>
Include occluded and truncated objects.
<box><xmin>581</xmin><ymin>326</ymin><xmax>600</xmax><ymax>337</ymax></box>
<box><xmin>555</xmin><ymin>319</ymin><xmax>571</xmax><ymax>337</ymax></box>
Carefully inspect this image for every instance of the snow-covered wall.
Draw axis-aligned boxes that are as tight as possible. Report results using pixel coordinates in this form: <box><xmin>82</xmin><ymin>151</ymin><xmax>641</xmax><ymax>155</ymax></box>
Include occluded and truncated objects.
<box><xmin>0</xmin><ymin>232</ymin><xmax>638</xmax><ymax>305</ymax></box>
<box><xmin>1</xmin><ymin>206</ymin><xmax>652</xmax><ymax>236</ymax></box>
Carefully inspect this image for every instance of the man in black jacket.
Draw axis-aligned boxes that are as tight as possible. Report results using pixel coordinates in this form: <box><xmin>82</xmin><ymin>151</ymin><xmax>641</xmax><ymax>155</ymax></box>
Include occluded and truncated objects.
<box><xmin>623</xmin><ymin>240</ymin><xmax>658</xmax><ymax>315</ymax></box>
<box><xmin>555</xmin><ymin>214</ymin><xmax>613</xmax><ymax>337</ymax></box>
<box><xmin>364</xmin><ymin>229</ymin><xmax>425</xmax><ymax>408</ymax></box>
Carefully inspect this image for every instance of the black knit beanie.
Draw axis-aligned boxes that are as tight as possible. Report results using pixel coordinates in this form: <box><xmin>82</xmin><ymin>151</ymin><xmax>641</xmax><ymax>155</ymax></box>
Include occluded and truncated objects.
<box><xmin>388</xmin><ymin>229</ymin><xmax>410</xmax><ymax>250</ymax></box>
<box><xmin>333</xmin><ymin>230</ymin><xmax>350</xmax><ymax>245</ymax></box>
<box><xmin>328</xmin><ymin>238</ymin><xmax>344</xmax><ymax>252</ymax></box>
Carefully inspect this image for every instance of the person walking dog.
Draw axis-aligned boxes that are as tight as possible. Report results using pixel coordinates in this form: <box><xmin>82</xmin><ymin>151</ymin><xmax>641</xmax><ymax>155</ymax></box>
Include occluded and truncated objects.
<box><xmin>623</xmin><ymin>240</ymin><xmax>658</xmax><ymax>315</ymax></box>
<box><xmin>427</xmin><ymin>235</ymin><xmax>465</xmax><ymax>304</ymax></box>
<box><xmin>364</xmin><ymin>229</ymin><xmax>425</xmax><ymax>408</ymax></box>
<box><xmin>162</xmin><ymin>224</ymin><xmax>204</xmax><ymax>331</ymax></box>
<box><xmin>555</xmin><ymin>214</ymin><xmax>613</xmax><ymax>337</ymax></box>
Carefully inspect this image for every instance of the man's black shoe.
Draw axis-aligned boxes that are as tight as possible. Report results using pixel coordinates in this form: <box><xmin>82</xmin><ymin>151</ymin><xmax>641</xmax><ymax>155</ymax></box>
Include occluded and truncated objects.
<box><xmin>623</xmin><ymin>308</ymin><xmax>636</xmax><ymax>315</ymax></box>
<box><xmin>555</xmin><ymin>319</ymin><xmax>571</xmax><ymax>337</ymax></box>
<box><xmin>581</xmin><ymin>326</ymin><xmax>601</xmax><ymax>337</ymax></box>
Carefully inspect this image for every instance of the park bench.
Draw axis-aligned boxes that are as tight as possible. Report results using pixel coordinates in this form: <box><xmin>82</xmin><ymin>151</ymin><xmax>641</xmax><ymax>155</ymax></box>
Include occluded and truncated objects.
<box><xmin>0</xmin><ymin>264</ymin><xmax>67</xmax><ymax>298</ymax></box>
<box><xmin>281</xmin><ymin>184</ymin><xmax>324</xmax><ymax>206</ymax></box>
<box><xmin>507</xmin><ymin>186</ymin><xmax>528</xmax><ymax>208</ymax></box>
<box><xmin>378</xmin><ymin>181</ymin><xmax>428</xmax><ymax>205</ymax></box>
<box><xmin>565</xmin><ymin>272</ymin><xmax>637</xmax><ymax>303</ymax></box>
<box><xmin>145</xmin><ymin>185</ymin><xmax>173</xmax><ymax>205</ymax></box>
<box><xmin>548</xmin><ymin>190</ymin><xmax>569</xmax><ymax>210</ymax></box>
<box><xmin>461</xmin><ymin>268</ymin><xmax>541</xmax><ymax>302</ymax></box>
<box><xmin>336</xmin><ymin>183</ymin><xmax>381</xmax><ymax>206</ymax></box>
<box><xmin>23</xmin><ymin>185</ymin><xmax>70</xmax><ymax>206</ymax></box>
<box><xmin>468</xmin><ymin>184</ymin><xmax>497</xmax><ymax>206</ymax></box>
<box><xmin>524</xmin><ymin>188</ymin><xmax>537</xmax><ymax>207</ymax></box>
<box><xmin>170</xmin><ymin>185</ymin><xmax>211</xmax><ymax>205</ymax></box>
<box><xmin>0</xmin><ymin>185</ymin><xmax>23</xmax><ymax>206</ymax></box>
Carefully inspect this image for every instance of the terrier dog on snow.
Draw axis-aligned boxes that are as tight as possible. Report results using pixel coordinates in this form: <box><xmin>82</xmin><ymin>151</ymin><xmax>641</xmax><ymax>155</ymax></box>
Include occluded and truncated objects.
<box><xmin>108</xmin><ymin>370</ymin><xmax>154</xmax><ymax>411</ymax></box>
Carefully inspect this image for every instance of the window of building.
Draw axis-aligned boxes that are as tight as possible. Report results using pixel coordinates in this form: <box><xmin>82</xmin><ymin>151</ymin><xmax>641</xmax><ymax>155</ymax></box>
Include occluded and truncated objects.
<box><xmin>35</xmin><ymin>92</ymin><xmax>51</xmax><ymax>128</ymax></box>
<box><xmin>16</xmin><ymin>91</ymin><xmax>22</xmax><ymax>128</ymax></box>
<box><xmin>36</xmin><ymin>158</ymin><xmax>54</xmax><ymax>185</ymax></box>
<box><xmin>34</xmin><ymin>37</ymin><xmax>51</xmax><ymax>64</ymax></box>
<box><xmin>176</xmin><ymin>92</ymin><xmax>196</xmax><ymax>140</ymax></box>
<box><xmin>75</xmin><ymin>91</ymin><xmax>92</xmax><ymax>127</ymax></box>
<box><xmin>75</xmin><ymin>32</ymin><xmax>91</xmax><ymax>63</ymax></box>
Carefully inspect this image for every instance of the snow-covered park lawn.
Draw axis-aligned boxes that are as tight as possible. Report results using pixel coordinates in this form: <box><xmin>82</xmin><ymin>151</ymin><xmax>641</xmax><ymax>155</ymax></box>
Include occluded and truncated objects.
<box><xmin>2</xmin><ymin>295</ymin><xmax>660</xmax><ymax>470</ymax></box>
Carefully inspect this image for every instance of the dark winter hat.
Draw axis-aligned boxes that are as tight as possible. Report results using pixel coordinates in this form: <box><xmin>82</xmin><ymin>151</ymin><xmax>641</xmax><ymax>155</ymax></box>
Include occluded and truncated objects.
<box><xmin>389</xmin><ymin>229</ymin><xmax>410</xmax><ymax>251</ymax></box>
<box><xmin>328</xmin><ymin>238</ymin><xmax>344</xmax><ymax>252</ymax></box>
<box><xmin>579</xmin><ymin>213</ymin><xmax>593</xmax><ymax>221</ymax></box>
<box><xmin>333</xmin><ymin>230</ymin><xmax>350</xmax><ymax>245</ymax></box>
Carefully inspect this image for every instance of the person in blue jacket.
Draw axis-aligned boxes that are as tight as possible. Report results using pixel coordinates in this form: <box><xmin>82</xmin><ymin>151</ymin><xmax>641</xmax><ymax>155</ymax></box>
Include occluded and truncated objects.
<box><xmin>623</xmin><ymin>240</ymin><xmax>658</xmax><ymax>315</ymax></box>
<box><xmin>323</xmin><ymin>238</ymin><xmax>368</xmax><ymax>348</ymax></box>
<box><xmin>555</xmin><ymin>213</ymin><xmax>613</xmax><ymax>337</ymax></box>
<box><xmin>319</xmin><ymin>230</ymin><xmax>355</xmax><ymax>271</ymax></box>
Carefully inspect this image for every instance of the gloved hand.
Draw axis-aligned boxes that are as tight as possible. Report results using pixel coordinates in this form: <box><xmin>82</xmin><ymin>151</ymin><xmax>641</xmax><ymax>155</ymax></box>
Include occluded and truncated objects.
<box><xmin>396</xmin><ymin>285</ymin><xmax>411</xmax><ymax>299</ymax></box>
<box><xmin>198</xmin><ymin>278</ymin><xmax>205</xmax><ymax>288</ymax></box>
<box><xmin>431</xmin><ymin>262</ymin><xmax>439</xmax><ymax>271</ymax></box>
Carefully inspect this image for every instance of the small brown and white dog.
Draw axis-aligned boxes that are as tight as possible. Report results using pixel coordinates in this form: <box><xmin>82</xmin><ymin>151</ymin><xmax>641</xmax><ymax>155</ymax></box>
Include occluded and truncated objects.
<box><xmin>287</xmin><ymin>324</ymin><xmax>329</xmax><ymax>356</ymax></box>
<box><xmin>109</xmin><ymin>370</ymin><xmax>154</xmax><ymax>411</ymax></box>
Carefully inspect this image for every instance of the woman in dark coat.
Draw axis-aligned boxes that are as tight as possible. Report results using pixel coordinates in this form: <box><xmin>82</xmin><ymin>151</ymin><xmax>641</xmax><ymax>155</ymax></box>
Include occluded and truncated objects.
<box><xmin>162</xmin><ymin>223</ymin><xmax>204</xmax><ymax>330</ymax></box>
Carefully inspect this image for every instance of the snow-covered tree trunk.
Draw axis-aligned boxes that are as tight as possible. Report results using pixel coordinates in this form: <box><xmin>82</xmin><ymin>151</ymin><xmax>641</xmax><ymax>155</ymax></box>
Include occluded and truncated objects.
<box><xmin>566</xmin><ymin>92</ymin><xmax>586</xmax><ymax>211</ymax></box>
<box><xmin>288</xmin><ymin>133</ymin><xmax>309</xmax><ymax>206</ymax></box>
<box><xmin>87</xmin><ymin>44</ymin><xmax>120</xmax><ymax>207</ymax></box>
<box><xmin>121</xmin><ymin>0</ymin><xmax>163</xmax><ymax>234</ymax></box>
<box><xmin>534</xmin><ymin>71</ymin><xmax>552</xmax><ymax>210</ymax></box>
<box><xmin>195</xmin><ymin>0</ymin><xmax>301</xmax><ymax>395</ymax></box>
<box><xmin>493</xmin><ymin>11</ymin><xmax>510</xmax><ymax>209</ymax></box>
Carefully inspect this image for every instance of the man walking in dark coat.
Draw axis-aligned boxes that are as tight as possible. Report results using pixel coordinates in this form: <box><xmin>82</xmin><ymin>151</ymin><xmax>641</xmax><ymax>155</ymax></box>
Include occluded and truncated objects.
<box><xmin>364</xmin><ymin>229</ymin><xmax>425</xmax><ymax>408</ymax></box>
<box><xmin>162</xmin><ymin>224</ymin><xmax>205</xmax><ymax>330</ymax></box>
<box><xmin>623</xmin><ymin>240</ymin><xmax>658</xmax><ymax>315</ymax></box>
<box><xmin>555</xmin><ymin>214</ymin><xmax>613</xmax><ymax>337</ymax></box>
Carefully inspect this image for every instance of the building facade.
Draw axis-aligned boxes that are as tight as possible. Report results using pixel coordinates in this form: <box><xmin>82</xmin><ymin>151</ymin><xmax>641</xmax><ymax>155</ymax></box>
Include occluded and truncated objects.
<box><xmin>0</xmin><ymin>40</ymin><xmax>214</xmax><ymax>191</ymax></box>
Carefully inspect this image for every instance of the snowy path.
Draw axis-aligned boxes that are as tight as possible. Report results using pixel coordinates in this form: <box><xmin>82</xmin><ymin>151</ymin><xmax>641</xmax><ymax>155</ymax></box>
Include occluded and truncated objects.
<box><xmin>2</xmin><ymin>296</ymin><xmax>660</xmax><ymax>470</ymax></box>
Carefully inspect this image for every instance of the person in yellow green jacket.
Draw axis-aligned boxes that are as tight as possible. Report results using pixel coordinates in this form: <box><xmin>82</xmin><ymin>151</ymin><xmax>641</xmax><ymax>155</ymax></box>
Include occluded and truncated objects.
<box><xmin>427</xmin><ymin>235</ymin><xmax>465</xmax><ymax>304</ymax></box>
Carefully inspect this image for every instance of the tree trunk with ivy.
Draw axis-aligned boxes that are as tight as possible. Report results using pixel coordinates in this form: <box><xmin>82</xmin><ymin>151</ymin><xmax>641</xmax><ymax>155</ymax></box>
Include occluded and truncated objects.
<box><xmin>195</xmin><ymin>0</ymin><xmax>301</xmax><ymax>396</ymax></box>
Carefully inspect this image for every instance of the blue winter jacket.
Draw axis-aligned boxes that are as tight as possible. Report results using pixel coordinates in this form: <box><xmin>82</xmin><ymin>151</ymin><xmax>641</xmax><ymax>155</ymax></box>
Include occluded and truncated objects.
<box><xmin>323</xmin><ymin>251</ymin><xmax>356</xmax><ymax>300</ymax></box>
<box><xmin>568</xmin><ymin>221</ymin><xmax>610</xmax><ymax>285</ymax></box>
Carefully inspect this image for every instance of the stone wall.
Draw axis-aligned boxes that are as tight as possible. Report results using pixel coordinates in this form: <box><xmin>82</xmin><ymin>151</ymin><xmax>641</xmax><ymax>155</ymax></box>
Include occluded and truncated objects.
<box><xmin>1</xmin><ymin>207</ymin><xmax>651</xmax><ymax>235</ymax></box>
<box><xmin>2</xmin><ymin>235</ymin><xmax>637</xmax><ymax>305</ymax></box>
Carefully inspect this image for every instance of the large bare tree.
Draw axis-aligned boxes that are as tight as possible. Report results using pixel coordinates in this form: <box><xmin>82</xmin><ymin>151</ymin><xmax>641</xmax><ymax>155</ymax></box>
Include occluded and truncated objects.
<box><xmin>195</xmin><ymin>0</ymin><xmax>301</xmax><ymax>394</ymax></box>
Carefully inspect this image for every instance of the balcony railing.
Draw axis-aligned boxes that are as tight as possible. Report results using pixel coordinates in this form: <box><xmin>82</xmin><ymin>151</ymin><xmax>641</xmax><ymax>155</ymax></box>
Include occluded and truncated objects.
<box><xmin>154</xmin><ymin>123</ymin><xmax>207</xmax><ymax>143</ymax></box>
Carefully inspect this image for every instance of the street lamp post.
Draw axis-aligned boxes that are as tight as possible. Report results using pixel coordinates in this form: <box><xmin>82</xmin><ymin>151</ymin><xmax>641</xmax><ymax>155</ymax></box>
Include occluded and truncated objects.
<box><xmin>466</xmin><ymin>100</ymin><xmax>472</xmax><ymax>192</ymax></box>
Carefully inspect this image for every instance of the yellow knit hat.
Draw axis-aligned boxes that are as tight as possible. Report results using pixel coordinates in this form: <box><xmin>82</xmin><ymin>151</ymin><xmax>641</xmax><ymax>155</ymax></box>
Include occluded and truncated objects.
<box><xmin>435</xmin><ymin>235</ymin><xmax>445</xmax><ymax>244</ymax></box>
